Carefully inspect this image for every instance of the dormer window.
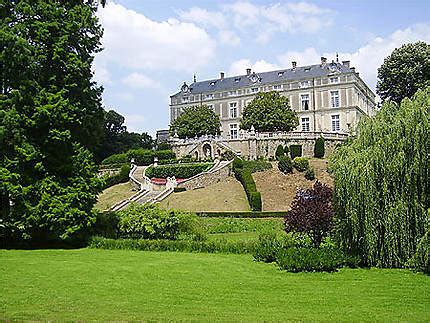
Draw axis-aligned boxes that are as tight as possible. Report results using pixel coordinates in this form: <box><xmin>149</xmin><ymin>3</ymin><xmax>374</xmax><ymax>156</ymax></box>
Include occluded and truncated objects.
<box><xmin>273</xmin><ymin>84</ymin><xmax>282</xmax><ymax>91</ymax></box>
<box><xmin>234</xmin><ymin>78</ymin><xmax>241</xmax><ymax>83</ymax></box>
<box><xmin>278</xmin><ymin>71</ymin><xmax>284</xmax><ymax>77</ymax></box>
<box><xmin>299</xmin><ymin>81</ymin><xmax>311</xmax><ymax>88</ymax></box>
<box><xmin>304</xmin><ymin>67</ymin><xmax>311</xmax><ymax>72</ymax></box>
<box><xmin>210</xmin><ymin>81</ymin><xmax>216</xmax><ymax>86</ymax></box>
<box><xmin>249</xmin><ymin>73</ymin><xmax>259</xmax><ymax>83</ymax></box>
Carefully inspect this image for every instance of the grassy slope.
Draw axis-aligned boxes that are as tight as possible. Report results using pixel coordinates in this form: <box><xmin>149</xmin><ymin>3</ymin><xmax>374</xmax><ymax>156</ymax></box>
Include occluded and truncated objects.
<box><xmin>95</xmin><ymin>182</ymin><xmax>137</xmax><ymax>211</ymax></box>
<box><xmin>1</xmin><ymin>249</ymin><xmax>429</xmax><ymax>321</ymax></box>
<box><xmin>254</xmin><ymin>159</ymin><xmax>333</xmax><ymax>211</ymax></box>
<box><xmin>159</xmin><ymin>177</ymin><xmax>250</xmax><ymax>212</ymax></box>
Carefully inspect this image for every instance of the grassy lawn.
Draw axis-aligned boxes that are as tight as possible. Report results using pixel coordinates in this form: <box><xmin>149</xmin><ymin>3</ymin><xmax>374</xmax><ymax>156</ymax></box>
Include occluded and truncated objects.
<box><xmin>1</xmin><ymin>249</ymin><xmax>429</xmax><ymax>321</ymax></box>
<box><xmin>159</xmin><ymin>177</ymin><xmax>249</xmax><ymax>212</ymax></box>
<box><xmin>95</xmin><ymin>182</ymin><xmax>137</xmax><ymax>211</ymax></box>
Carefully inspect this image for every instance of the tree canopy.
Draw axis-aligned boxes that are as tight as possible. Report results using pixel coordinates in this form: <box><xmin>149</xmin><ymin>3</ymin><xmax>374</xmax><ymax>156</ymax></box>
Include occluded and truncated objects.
<box><xmin>377</xmin><ymin>41</ymin><xmax>430</xmax><ymax>104</ymax></box>
<box><xmin>1</xmin><ymin>0</ymin><xmax>105</xmax><ymax>246</ymax></box>
<box><xmin>169</xmin><ymin>105</ymin><xmax>221</xmax><ymax>139</ymax></box>
<box><xmin>330</xmin><ymin>87</ymin><xmax>429</xmax><ymax>267</ymax></box>
<box><xmin>240</xmin><ymin>91</ymin><xmax>298</xmax><ymax>132</ymax></box>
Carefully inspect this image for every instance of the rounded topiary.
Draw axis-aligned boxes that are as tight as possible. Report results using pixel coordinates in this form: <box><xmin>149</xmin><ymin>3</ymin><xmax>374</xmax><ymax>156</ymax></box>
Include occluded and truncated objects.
<box><xmin>278</xmin><ymin>156</ymin><xmax>293</xmax><ymax>174</ymax></box>
<box><xmin>293</xmin><ymin>157</ymin><xmax>309</xmax><ymax>172</ymax></box>
<box><xmin>304</xmin><ymin>167</ymin><xmax>315</xmax><ymax>180</ymax></box>
<box><xmin>314</xmin><ymin>137</ymin><xmax>325</xmax><ymax>158</ymax></box>
<box><xmin>275</xmin><ymin>144</ymin><xmax>285</xmax><ymax>160</ymax></box>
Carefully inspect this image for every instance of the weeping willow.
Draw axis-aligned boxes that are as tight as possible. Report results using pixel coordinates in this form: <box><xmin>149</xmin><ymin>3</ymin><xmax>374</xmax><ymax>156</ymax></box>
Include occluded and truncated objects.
<box><xmin>330</xmin><ymin>87</ymin><xmax>429</xmax><ymax>267</ymax></box>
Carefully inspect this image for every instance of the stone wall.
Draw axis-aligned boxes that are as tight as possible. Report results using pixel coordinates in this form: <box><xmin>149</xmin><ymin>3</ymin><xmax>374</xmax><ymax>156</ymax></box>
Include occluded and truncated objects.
<box><xmin>177</xmin><ymin>162</ymin><xmax>232</xmax><ymax>191</ymax></box>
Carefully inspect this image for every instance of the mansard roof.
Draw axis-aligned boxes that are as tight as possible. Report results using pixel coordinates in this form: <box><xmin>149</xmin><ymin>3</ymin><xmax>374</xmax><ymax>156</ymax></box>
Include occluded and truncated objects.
<box><xmin>171</xmin><ymin>61</ymin><xmax>353</xmax><ymax>98</ymax></box>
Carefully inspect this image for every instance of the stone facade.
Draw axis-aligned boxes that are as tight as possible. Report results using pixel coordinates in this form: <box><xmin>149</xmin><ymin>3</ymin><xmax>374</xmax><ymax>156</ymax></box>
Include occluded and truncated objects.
<box><xmin>177</xmin><ymin>160</ymin><xmax>232</xmax><ymax>190</ymax></box>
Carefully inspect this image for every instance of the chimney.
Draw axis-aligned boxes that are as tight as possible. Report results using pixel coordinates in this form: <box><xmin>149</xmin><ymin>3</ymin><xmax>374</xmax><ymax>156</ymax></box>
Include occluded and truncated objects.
<box><xmin>292</xmin><ymin>61</ymin><xmax>297</xmax><ymax>69</ymax></box>
<box><xmin>350</xmin><ymin>67</ymin><xmax>355</xmax><ymax>73</ymax></box>
<box><xmin>246</xmin><ymin>68</ymin><xmax>251</xmax><ymax>76</ymax></box>
<box><xmin>321</xmin><ymin>57</ymin><xmax>327</xmax><ymax>66</ymax></box>
<box><xmin>220</xmin><ymin>72</ymin><xmax>225</xmax><ymax>80</ymax></box>
<box><xmin>342</xmin><ymin>60</ymin><xmax>350</xmax><ymax>68</ymax></box>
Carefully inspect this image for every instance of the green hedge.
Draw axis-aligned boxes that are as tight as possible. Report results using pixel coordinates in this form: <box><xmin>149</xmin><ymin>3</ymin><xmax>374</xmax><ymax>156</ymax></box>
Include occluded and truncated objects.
<box><xmin>89</xmin><ymin>236</ymin><xmax>256</xmax><ymax>254</ymax></box>
<box><xmin>289</xmin><ymin>145</ymin><xmax>302</xmax><ymax>159</ymax></box>
<box><xmin>314</xmin><ymin>137</ymin><xmax>325</xmax><ymax>158</ymax></box>
<box><xmin>145</xmin><ymin>163</ymin><xmax>213</xmax><ymax>178</ymax></box>
<box><xmin>275</xmin><ymin>144</ymin><xmax>285</xmax><ymax>160</ymax></box>
<box><xmin>233</xmin><ymin>159</ymin><xmax>262</xmax><ymax>211</ymax></box>
<box><xmin>101</xmin><ymin>164</ymin><xmax>131</xmax><ymax>189</ymax></box>
<box><xmin>196</xmin><ymin>211</ymin><xmax>287</xmax><ymax>218</ymax></box>
<box><xmin>101</xmin><ymin>153</ymin><xmax>128</xmax><ymax>165</ymax></box>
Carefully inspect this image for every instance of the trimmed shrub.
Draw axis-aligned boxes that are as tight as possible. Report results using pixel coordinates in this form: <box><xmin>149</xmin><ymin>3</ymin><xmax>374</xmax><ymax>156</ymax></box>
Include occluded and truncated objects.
<box><xmin>101</xmin><ymin>164</ymin><xmax>131</xmax><ymax>189</ymax></box>
<box><xmin>145</xmin><ymin>163</ymin><xmax>212</xmax><ymax>179</ymax></box>
<box><xmin>196</xmin><ymin>211</ymin><xmax>287</xmax><ymax>218</ymax></box>
<box><xmin>126</xmin><ymin>149</ymin><xmax>154</xmax><ymax>166</ymax></box>
<box><xmin>292</xmin><ymin>157</ymin><xmax>309</xmax><ymax>172</ymax></box>
<box><xmin>249</xmin><ymin>192</ymin><xmax>262</xmax><ymax>212</ymax></box>
<box><xmin>158</xmin><ymin>158</ymin><xmax>177</xmax><ymax>165</ymax></box>
<box><xmin>275</xmin><ymin>247</ymin><xmax>349</xmax><ymax>272</ymax></box>
<box><xmin>278</xmin><ymin>156</ymin><xmax>293</xmax><ymax>174</ymax></box>
<box><xmin>275</xmin><ymin>144</ymin><xmax>285</xmax><ymax>160</ymax></box>
<box><xmin>314</xmin><ymin>137</ymin><xmax>325</xmax><ymax>158</ymax></box>
<box><xmin>154</xmin><ymin>149</ymin><xmax>176</xmax><ymax>161</ymax></box>
<box><xmin>242</xmin><ymin>160</ymin><xmax>272</xmax><ymax>173</ymax></box>
<box><xmin>101</xmin><ymin>153</ymin><xmax>128</xmax><ymax>165</ymax></box>
<box><xmin>89</xmin><ymin>236</ymin><xmax>256</xmax><ymax>254</ymax></box>
<box><xmin>233</xmin><ymin>157</ymin><xmax>244</xmax><ymax>169</ymax></box>
<box><xmin>117</xmin><ymin>204</ymin><xmax>201</xmax><ymax>240</ymax></box>
<box><xmin>304</xmin><ymin>167</ymin><xmax>315</xmax><ymax>180</ymax></box>
<box><xmin>289</xmin><ymin>145</ymin><xmax>302</xmax><ymax>159</ymax></box>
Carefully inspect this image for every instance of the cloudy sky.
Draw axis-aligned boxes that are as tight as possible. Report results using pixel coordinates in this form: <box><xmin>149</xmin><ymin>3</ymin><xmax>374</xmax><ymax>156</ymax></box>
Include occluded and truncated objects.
<box><xmin>93</xmin><ymin>0</ymin><xmax>430</xmax><ymax>135</ymax></box>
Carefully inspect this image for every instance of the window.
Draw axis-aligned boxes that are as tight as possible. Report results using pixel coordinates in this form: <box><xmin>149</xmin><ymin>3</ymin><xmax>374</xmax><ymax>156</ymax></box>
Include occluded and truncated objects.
<box><xmin>331</xmin><ymin>90</ymin><xmax>340</xmax><ymax>107</ymax></box>
<box><xmin>273</xmin><ymin>84</ymin><xmax>283</xmax><ymax>91</ymax></box>
<box><xmin>205</xmin><ymin>93</ymin><xmax>214</xmax><ymax>100</ymax></box>
<box><xmin>230</xmin><ymin>124</ymin><xmax>238</xmax><ymax>139</ymax></box>
<box><xmin>304</xmin><ymin>67</ymin><xmax>311</xmax><ymax>72</ymax></box>
<box><xmin>278</xmin><ymin>71</ymin><xmax>284</xmax><ymax>77</ymax></box>
<box><xmin>182</xmin><ymin>96</ymin><xmax>189</xmax><ymax>103</ymax></box>
<box><xmin>299</xmin><ymin>80</ymin><xmax>311</xmax><ymax>88</ymax></box>
<box><xmin>234</xmin><ymin>77</ymin><xmax>241</xmax><ymax>83</ymax></box>
<box><xmin>300</xmin><ymin>94</ymin><xmax>310</xmax><ymax>111</ymax></box>
<box><xmin>251</xmin><ymin>87</ymin><xmax>259</xmax><ymax>93</ymax></box>
<box><xmin>229</xmin><ymin>102</ymin><xmax>238</xmax><ymax>118</ymax></box>
<box><xmin>329</xmin><ymin>77</ymin><xmax>339</xmax><ymax>84</ymax></box>
<box><xmin>301</xmin><ymin>117</ymin><xmax>310</xmax><ymax>132</ymax></box>
<box><xmin>331</xmin><ymin>115</ymin><xmax>340</xmax><ymax>131</ymax></box>
<box><xmin>210</xmin><ymin>81</ymin><xmax>216</xmax><ymax>86</ymax></box>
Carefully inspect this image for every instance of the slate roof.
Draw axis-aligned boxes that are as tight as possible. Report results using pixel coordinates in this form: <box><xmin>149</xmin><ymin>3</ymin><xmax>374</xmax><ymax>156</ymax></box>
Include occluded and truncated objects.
<box><xmin>171</xmin><ymin>62</ymin><xmax>353</xmax><ymax>98</ymax></box>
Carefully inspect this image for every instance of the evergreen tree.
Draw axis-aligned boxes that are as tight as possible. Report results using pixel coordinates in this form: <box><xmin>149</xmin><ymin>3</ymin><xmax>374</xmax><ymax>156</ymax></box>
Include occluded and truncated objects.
<box><xmin>1</xmin><ymin>0</ymin><xmax>105</xmax><ymax>245</ymax></box>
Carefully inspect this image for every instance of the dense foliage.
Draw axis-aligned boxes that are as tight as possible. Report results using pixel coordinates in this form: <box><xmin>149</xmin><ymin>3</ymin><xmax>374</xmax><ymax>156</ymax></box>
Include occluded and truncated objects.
<box><xmin>304</xmin><ymin>167</ymin><xmax>315</xmax><ymax>180</ymax></box>
<box><xmin>285</xmin><ymin>182</ymin><xmax>334</xmax><ymax>248</ymax></box>
<box><xmin>1</xmin><ymin>0</ymin><xmax>105</xmax><ymax>245</ymax></box>
<box><xmin>101</xmin><ymin>164</ymin><xmax>131</xmax><ymax>190</ymax></box>
<box><xmin>145</xmin><ymin>163</ymin><xmax>213</xmax><ymax>179</ymax></box>
<box><xmin>117</xmin><ymin>204</ymin><xmax>202</xmax><ymax>240</ymax></box>
<box><xmin>169</xmin><ymin>105</ymin><xmax>221</xmax><ymax>139</ymax></box>
<box><xmin>233</xmin><ymin>158</ymin><xmax>262</xmax><ymax>211</ymax></box>
<box><xmin>377</xmin><ymin>41</ymin><xmax>430</xmax><ymax>104</ymax></box>
<box><xmin>289</xmin><ymin>145</ymin><xmax>302</xmax><ymax>159</ymax></box>
<box><xmin>275</xmin><ymin>145</ymin><xmax>285</xmax><ymax>160</ymax></box>
<box><xmin>292</xmin><ymin>157</ymin><xmax>309</xmax><ymax>172</ymax></box>
<box><xmin>101</xmin><ymin>149</ymin><xmax>176</xmax><ymax>166</ymax></box>
<box><xmin>278</xmin><ymin>156</ymin><xmax>293</xmax><ymax>174</ymax></box>
<box><xmin>314</xmin><ymin>137</ymin><xmax>325</xmax><ymax>158</ymax></box>
<box><xmin>240</xmin><ymin>91</ymin><xmax>298</xmax><ymax>132</ymax></box>
<box><xmin>330</xmin><ymin>88</ymin><xmax>429</xmax><ymax>267</ymax></box>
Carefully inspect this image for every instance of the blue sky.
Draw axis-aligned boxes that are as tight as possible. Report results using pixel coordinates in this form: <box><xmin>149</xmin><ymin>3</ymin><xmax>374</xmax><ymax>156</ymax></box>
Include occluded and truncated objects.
<box><xmin>93</xmin><ymin>0</ymin><xmax>430</xmax><ymax>136</ymax></box>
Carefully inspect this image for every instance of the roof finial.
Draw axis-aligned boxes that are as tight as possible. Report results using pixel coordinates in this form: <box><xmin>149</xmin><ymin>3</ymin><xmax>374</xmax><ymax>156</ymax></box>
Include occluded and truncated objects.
<box><xmin>336</xmin><ymin>52</ymin><xmax>339</xmax><ymax>63</ymax></box>
<box><xmin>193</xmin><ymin>74</ymin><xmax>196</xmax><ymax>83</ymax></box>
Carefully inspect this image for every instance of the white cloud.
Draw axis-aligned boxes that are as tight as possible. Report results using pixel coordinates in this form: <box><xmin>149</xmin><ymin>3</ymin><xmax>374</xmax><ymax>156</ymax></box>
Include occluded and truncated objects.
<box><xmin>230</xmin><ymin>23</ymin><xmax>430</xmax><ymax>91</ymax></box>
<box><xmin>178</xmin><ymin>7</ymin><xmax>227</xmax><ymax>29</ymax></box>
<box><xmin>124</xmin><ymin>114</ymin><xmax>146</xmax><ymax>133</ymax></box>
<box><xmin>96</xmin><ymin>2</ymin><xmax>216</xmax><ymax>71</ymax></box>
<box><xmin>228</xmin><ymin>58</ymin><xmax>279</xmax><ymax>75</ymax></box>
<box><xmin>122</xmin><ymin>72</ymin><xmax>161</xmax><ymax>90</ymax></box>
<box><xmin>218</xmin><ymin>30</ymin><xmax>241</xmax><ymax>46</ymax></box>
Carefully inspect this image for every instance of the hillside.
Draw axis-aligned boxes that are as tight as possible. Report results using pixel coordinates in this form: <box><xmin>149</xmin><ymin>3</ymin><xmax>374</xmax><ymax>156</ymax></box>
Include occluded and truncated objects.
<box><xmin>253</xmin><ymin>159</ymin><xmax>332</xmax><ymax>211</ymax></box>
